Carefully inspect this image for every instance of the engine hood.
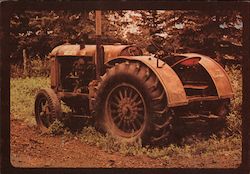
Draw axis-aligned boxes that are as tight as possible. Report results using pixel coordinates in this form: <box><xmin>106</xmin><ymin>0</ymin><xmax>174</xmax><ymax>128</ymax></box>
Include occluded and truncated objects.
<box><xmin>50</xmin><ymin>44</ymin><xmax>143</xmax><ymax>61</ymax></box>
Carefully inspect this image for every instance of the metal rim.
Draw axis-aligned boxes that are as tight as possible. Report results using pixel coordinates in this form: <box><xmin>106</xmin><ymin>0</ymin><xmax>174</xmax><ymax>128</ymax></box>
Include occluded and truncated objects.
<box><xmin>105</xmin><ymin>83</ymin><xmax>147</xmax><ymax>138</ymax></box>
<box><xmin>36</xmin><ymin>95</ymin><xmax>55</xmax><ymax>128</ymax></box>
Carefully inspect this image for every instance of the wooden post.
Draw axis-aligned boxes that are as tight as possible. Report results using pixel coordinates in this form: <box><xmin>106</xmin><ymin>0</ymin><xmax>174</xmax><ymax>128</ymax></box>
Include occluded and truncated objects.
<box><xmin>23</xmin><ymin>49</ymin><xmax>28</xmax><ymax>76</ymax></box>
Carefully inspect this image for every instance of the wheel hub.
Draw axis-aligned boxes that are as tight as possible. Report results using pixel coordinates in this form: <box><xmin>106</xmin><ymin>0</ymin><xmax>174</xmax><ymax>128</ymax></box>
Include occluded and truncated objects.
<box><xmin>37</xmin><ymin>98</ymin><xmax>53</xmax><ymax>128</ymax></box>
<box><xmin>106</xmin><ymin>83</ymin><xmax>146</xmax><ymax>136</ymax></box>
<box><xmin>119</xmin><ymin>99</ymin><xmax>137</xmax><ymax>121</ymax></box>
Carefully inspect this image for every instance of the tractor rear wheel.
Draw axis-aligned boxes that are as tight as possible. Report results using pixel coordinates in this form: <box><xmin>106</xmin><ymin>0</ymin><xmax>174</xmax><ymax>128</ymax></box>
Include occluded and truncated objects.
<box><xmin>34</xmin><ymin>88</ymin><xmax>62</xmax><ymax>131</ymax></box>
<box><xmin>94</xmin><ymin>62</ymin><xmax>173</xmax><ymax>146</ymax></box>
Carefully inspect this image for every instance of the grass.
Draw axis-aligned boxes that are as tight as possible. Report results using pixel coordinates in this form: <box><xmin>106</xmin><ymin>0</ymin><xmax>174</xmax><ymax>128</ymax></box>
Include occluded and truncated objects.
<box><xmin>10</xmin><ymin>65</ymin><xmax>242</xmax><ymax>163</ymax></box>
<box><xmin>225</xmin><ymin>65</ymin><xmax>242</xmax><ymax>136</ymax></box>
<box><xmin>10</xmin><ymin>77</ymin><xmax>50</xmax><ymax>125</ymax></box>
<box><xmin>78</xmin><ymin>126</ymin><xmax>241</xmax><ymax>161</ymax></box>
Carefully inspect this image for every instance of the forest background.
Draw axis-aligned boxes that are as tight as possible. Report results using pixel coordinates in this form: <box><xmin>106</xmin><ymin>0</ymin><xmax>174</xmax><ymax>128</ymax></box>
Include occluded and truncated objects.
<box><xmin>10</xmin><ymin>10</ymin><xmax>242</xmax><ymax>76</ymax></box>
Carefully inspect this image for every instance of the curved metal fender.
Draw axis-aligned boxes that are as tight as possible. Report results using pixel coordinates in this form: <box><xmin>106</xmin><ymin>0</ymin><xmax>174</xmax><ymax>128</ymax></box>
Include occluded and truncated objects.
<box><xmin>106</xmin><ymin>56</ymin><xmax>189</xmax><ymax>107</ymax></box>
<box><xmin>180</xmin><ymin>53</ymin><xmax>234</xmax><ymax>99</ymax></box>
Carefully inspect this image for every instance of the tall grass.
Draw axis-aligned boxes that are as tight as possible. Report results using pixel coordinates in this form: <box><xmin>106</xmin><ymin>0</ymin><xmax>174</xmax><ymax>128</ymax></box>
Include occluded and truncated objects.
<box><xmin>78</xmin><ymin>126</ymin><xmax>241</xmax><ymax>161</ymax></box>
<box><xmin>225</xmin><ymin>65</ymin><xmax>242</xmax><ymax>136</ymax></box>
<box><xmin>10</xmin><ymin>77</ymin><xmax>50</xmax><ymax>125</ymax></box>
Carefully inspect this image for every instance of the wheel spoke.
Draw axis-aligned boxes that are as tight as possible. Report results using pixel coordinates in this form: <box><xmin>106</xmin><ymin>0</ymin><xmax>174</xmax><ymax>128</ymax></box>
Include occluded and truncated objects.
<box><xmin>131</xmin><ymin>93</ymin><xmax>139</xmax><ymax>102</ymax></box>
<box><xmin>136</xmin><ymin>113</ymin><xmax>144</xmax><ymax>122</ymax></box>
<box><xmin>41</xmin><ymin>102</ymin><xmax>46</xmax><ymax>111</ymax></box>
<box><xmin>128</xmin><ymin>88</ymin><xmax>133</xmax><ymax>98</ymax></box>
<box><xmin>111</xmin><ymin>109</ymin><xmax>119</xmax><ymax>115</ymax></box>
<box><xmin>45</xmin><ymin>106</ymin><xmax>50</xmax><ymax>114</ymax></box>
<box><xmin>114</xmin><ymin>95</ymin><xmax>121</xmax><ymax>103</ymax></box>
<box><xmin>112</xmin><ymin>113</ymin><xmax>121</xmax><ymax>122</ymax></box>
<box><xmin>134</xmin><ymin>100</ymin><xmax>143</xmax><ymax>107</ymax></box>
<box><xmin>118</xmin><ymin>91</ymin><xmax>124</xmax><ymax>100</ymax></box>
<box><xmin>131</xmin><ymin>122</ymin><xmax>137</xmax><ymax>131</ymax></box>
<box><xmin>135</xmin><ymin>117</ymin><xmax>142</xmax><ymax>127</ymax></box>
<box><xmin>44</xmin><ymin>101</ymin><xmax>49</xmax><ymax>108</ymax></box>
<box><xmin>125</xmin><ymin>121</ymin><xmax>131</xmax><ymax>132</ymax></box>
<box><xmin>124</xmin><ymin>88</ymin><xmax>128</xmax><ymax>98</ymax></box>
<box><xmin>110</xmin><ymin>101</ymin><xmax>119</xmax><ymax>108</ymax></box>
<box><xmin>116</xmin><ymin>118</ymin><xmax>123</xmax><ymax>128</ymax></box>
<box><xmin>122</xmin><ymin>120</ymin><xmax>127</xmax><ymax>131</ymax></box>
<box><xmin>136</xmin><ymin>107</ymin><xmax>144</xmax><ymax>112</ymax></box>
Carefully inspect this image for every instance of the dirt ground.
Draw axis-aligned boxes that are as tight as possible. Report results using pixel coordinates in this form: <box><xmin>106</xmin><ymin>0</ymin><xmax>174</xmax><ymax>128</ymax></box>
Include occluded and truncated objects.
<box><xmin>10</xmin><ymin>119</ymin><xmax>241</xmax><ymax>168</ymax></box>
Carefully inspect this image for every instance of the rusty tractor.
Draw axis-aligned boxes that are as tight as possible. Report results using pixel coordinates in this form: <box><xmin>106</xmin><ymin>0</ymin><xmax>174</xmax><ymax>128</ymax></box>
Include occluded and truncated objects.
<box><xmin>34</xmin><ymin>43</ymin><xmax>234</xmax><ymax>146</ymax></box>
<box><xmin>34</xmin><ymin>11</ymin><xmax>233</xmax><ymax>146</ymax></box>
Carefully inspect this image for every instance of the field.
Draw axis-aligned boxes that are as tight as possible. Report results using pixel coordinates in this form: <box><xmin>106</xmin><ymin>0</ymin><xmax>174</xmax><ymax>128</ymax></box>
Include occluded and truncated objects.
<box><xmin>10</xmin><ymin>65</ymin><xmax>242</xmax><ymax>168</ymax></box>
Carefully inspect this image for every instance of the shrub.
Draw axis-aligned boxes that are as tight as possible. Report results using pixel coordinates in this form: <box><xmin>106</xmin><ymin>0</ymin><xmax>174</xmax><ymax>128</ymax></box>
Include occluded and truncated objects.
<box><xmin>48</xmin><ymin>119</ymin><xmax>66</xmax><ymax>136</ymax></box>
<box><xmin>11</xmin><ymin>56</ymin><xmax>50</xmax><ymax>78</ymax></box>
<box><xmin>225</xmin><ymin>65</ymin><xmax>242</xmax><ymax>136</ymax></box>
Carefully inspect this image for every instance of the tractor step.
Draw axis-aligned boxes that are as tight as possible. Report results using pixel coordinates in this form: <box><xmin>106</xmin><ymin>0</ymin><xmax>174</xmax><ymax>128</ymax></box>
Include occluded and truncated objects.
<box><xmin>71</xmin><ymin>114</ymin><xmax>92</xmax><ymax>119</ymax></box>
<box><xmin>184</xmin><ymin>84</ymin><xmax>209</xmax><ymax>97</ymax></box>
<box><xmin>187</xmin><ymin>95</ymin><xmax>219</xmax><ymax>102</ymax></box>
<box><xmin>184</xmin><ymin>84</ymin><xmax>209</xmax><ymax>90</ymax></box>
<box><xmin>63</xmin><ymin>112</ymin><xmax>92</xmax><ymax>119</ymax></box>
<box><xmin>179</xmin><ymin>114</ymin><xmax>221</xmax><ymax>121</ymax></box>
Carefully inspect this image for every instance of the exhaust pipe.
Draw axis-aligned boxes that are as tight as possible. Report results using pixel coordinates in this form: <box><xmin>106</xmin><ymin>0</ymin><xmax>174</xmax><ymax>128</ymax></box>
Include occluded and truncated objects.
<box><xmin>95</xmin><ymin>10</ymin><xmax>104</xmax><ymax>80</ymax></box>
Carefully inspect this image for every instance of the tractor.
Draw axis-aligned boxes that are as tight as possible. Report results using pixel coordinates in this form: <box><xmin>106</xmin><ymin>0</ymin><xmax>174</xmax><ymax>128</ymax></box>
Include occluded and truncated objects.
<box><xmin>34</xmin><ymin>11</ymin><xmax>234</xmax><ymax>146</ymax></box>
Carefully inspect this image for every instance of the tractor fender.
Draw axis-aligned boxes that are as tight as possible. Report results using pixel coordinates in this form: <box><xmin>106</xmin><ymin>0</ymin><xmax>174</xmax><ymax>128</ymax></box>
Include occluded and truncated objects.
<box><xmin>179</xmin><ymin>53</ymin><xmax>234</xmax><ymax>99</ymax></box>
<box><xmin>105</xmin><ymin>56</ymin><xmax>189</xmax><ymax>107</ymax></box>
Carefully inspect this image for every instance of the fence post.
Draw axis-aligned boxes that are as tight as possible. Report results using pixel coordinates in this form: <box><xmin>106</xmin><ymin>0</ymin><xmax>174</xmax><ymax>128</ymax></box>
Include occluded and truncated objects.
<box><xmin>23</xmin><ymin>49</ymin><xmax>28</xmax><ymax>76</ymax></box>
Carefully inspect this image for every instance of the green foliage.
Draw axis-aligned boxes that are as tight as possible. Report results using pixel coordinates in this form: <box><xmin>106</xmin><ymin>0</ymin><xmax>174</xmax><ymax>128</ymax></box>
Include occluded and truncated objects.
<box><xmin>79</xmin><ymin>126</ymin><xmax>241</xmax><ymax>160</ymax></box>
<box><xmin>10</xmin><ymin>77</ymin><xmax>50</xmax><ymax>125</ymax></box>
<box><xmin>10</xmin><ymin>11</ymin><xmax>95</xmax><ymax>63</ymax></box>
<box><xmin>138</xmin><ymin>10</ymin><xmax>242</xmax><ymax>60</ymax></box>
<box><xmin>10</xmin><ymin>10</ymin><xmax>242</xmax><ymax>66</ymax></box>
<box><xmin>225</xmin><ymin>65</ymin><xmax>242</xmax><ymax>135</ymax></box>
<box><xmin>11</xmin><ymin>58</ymin><xmax>50</xmax><ymax>78</ymax></box>
<box><xmin>48</xmin><ymin>119</ymin><xmax>67</xmax><ymax>136</ymax></box>
<box><xmin>226</xmin><ymin>65</ymin><xmax>242</xmax><ymax>111</ymax></box>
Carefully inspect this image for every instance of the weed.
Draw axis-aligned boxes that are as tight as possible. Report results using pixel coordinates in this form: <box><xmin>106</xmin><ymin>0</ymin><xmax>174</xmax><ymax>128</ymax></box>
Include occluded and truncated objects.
<box><xmin>78</xmin><ymin>125</ymin><xmax>241</xmax><ymax>160</ymax></box>
<box><xmin>225</xmin><ymin>65</ymin><xmax>242</xmax><ymax>136</ymax></box>
<box><xmin>48</xmin><ymin>119</ymin><xmax>66</xmax><ymax>136</ymax></box>
<box><xmin>10</xmin><ymin>77</ymin><xmax>50</xmax><ymax>125</ymax></box>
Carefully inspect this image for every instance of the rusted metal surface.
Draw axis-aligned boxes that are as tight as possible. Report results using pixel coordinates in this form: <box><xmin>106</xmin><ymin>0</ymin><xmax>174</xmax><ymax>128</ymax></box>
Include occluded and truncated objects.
<box><xmin>106</xmin><ymin>56</ymin><xmax>189</xmax><ymax>107</ymax></box>
<box><xmin>50</xmin><ymin>57</ymin><xmax>58</xmax><ymax>90</ymax></box>
<box><xmin>50</xmin><ymin>45</ymin><xmax>233</xmax><ymax>106</ymax></box>
<box><xmin>187</xmin><ymin>95</ymin><xmax>219</xmax><ymax>102</ymax></box>
<box><xmin>50</xmin><ymin>44</ymin><xmax>142</xmax><ymax>63</ymax></box>
<box><xmin>184</xmin><ymin>84</ymin><xmax>208</xmax><ymax>90</ymax></box>
<box><xmin>95</xmin><ymin>11</ymin><xmax>102</xmax><ymax>36</ymax></box>
<box><xmin>179</xmin><ymin>53</ymin><xmax>234</xmax><ymax>99</ymax></box>
<box><xmin>57</xmin><ymin>91</ymin><xmax>88</xmax><ymax>99</ymax></box>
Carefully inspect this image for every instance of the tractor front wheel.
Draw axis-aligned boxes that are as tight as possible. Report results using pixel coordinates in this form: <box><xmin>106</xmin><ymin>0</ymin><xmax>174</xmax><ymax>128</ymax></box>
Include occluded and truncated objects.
<box><xmin>34</xmin><ymin>88</ymin><xmax>62</xmax><ymax>131</ymax></box>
